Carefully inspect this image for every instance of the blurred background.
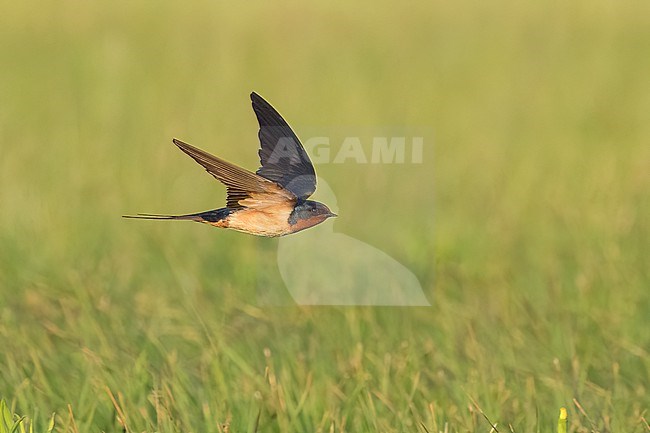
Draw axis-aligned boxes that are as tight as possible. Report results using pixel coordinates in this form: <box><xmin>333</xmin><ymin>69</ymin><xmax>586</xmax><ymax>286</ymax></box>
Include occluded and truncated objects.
<box><xmin>0</xmin><ymin>1</ymin><xmax>648</xmax><ymax>432</ymax></box>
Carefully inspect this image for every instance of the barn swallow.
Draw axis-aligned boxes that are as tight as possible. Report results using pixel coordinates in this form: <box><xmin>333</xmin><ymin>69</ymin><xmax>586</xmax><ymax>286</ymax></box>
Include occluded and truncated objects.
<box><xmin>124</xmin><ymin>92</ymin><xmax>336</xmax><ymax>237</ymax></box>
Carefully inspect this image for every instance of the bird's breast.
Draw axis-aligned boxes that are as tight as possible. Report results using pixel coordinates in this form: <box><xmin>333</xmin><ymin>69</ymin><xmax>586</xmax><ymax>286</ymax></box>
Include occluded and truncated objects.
<box><xmin>223</xmin><ymin>206</ymin><xmax>293</xmax><ymax>237</ymax></box>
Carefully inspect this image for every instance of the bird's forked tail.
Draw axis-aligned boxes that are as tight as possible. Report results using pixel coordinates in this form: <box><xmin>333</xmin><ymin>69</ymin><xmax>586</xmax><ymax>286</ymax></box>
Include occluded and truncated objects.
<box><xmin>122</xmin><ymin>208</ymin><xmax>232</xmax><ymax>223</ymax></box>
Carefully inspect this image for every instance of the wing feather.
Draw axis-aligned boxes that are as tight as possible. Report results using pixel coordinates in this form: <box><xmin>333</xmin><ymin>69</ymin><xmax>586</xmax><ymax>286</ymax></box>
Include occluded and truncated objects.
<box><xmin>172</xmin><ymin>138</ymin><xmax>295</xmax><ymax>209</ymax></box>
<box><xmin>250</xmin><ymin>92</ymin><xmax>317</xmax><ymax>200</ymax></box>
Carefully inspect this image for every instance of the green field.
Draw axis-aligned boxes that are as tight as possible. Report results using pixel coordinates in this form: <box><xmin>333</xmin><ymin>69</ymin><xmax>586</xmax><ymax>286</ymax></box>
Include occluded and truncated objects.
<box><xmin>1</xmin><ymin>1</ymin><xmax>649</xmax><ymax>432</ymax></box>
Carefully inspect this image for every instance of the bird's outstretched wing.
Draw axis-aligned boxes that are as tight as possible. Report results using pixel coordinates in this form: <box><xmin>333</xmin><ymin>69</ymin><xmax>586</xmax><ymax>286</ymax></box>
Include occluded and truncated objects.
<box><xmin>250</xmin><ymin>92</ymin><xmax>317</xmax><ymax>200</ymax></box>
<box><xmin>173</xmin><ymin>138</ymin><xmax>295</xmax><ymax>209</ymax></box>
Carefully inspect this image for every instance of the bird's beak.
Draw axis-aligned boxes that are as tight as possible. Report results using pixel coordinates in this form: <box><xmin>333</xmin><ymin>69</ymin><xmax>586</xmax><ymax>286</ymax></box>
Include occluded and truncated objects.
<box><xmin>327</xmin><ymin>212</ymin><xmax>338</xmax><ymax>218</ymax></box>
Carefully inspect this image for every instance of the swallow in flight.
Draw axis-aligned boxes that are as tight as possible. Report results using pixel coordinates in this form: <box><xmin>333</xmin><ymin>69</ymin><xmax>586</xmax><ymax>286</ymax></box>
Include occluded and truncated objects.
<box><xmin>124</xmin><ymin>92</ymin><xmax>336</xmax><ymax>237</ymax></box>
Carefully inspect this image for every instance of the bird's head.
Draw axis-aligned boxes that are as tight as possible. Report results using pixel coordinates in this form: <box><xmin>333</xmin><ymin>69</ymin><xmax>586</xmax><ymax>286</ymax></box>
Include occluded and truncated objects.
<box><xmin>288</xmin><ymin>200</ymin><xmax>337</xmax><ymax>233</ymax></box>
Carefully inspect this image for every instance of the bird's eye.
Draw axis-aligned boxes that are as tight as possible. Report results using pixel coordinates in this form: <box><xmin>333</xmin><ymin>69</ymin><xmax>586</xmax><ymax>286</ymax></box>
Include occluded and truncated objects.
<box><xmin>311</xmin><ymin>208</ymin><xmax>317</xmax><ymax>213</ymax></box>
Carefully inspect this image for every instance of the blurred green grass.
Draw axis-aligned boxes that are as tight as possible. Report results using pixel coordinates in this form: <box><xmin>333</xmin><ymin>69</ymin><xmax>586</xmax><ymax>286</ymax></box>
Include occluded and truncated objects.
<box><xmin>0</xmin><ymin>0</ymin><xmax>648</xmax><ymax>431</ymax></box>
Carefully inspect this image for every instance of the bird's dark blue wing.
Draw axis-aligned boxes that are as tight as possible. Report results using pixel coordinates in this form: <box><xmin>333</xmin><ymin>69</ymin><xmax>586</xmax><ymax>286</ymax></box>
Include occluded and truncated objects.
<box><xmin>250</xmin><ymin>92</ymin><xmax>316</xmax><ymax>200</ymax></box>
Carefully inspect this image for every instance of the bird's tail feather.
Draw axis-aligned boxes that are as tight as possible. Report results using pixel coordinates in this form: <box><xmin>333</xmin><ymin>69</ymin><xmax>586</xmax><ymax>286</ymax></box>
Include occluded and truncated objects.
<box><xmin>123</xmin><ymin>208</ymin><xmax>231</xmax><ymax>223</ymax></box>
<box><xmin>123</xmin><ymin>213</ymin><xmax>198</xmax><ymax>220</ymax></box>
